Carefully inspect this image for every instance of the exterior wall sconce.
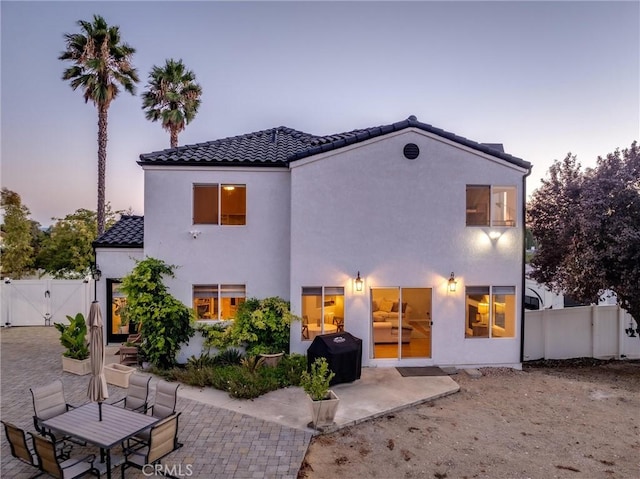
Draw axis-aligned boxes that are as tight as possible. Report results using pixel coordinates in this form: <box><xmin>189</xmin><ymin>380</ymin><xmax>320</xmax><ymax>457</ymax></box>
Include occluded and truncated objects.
<box><xmin>354</xmin><ymin>271</ymin><xmax>364</xmax><ymax>293</ymax></box>
<box><xmin>92</xmin><ymin>265</ymin><xmax>102</xmax><ymax>282</ymax></box>
<box><xmin>189</xmin><ymin>229</ymin><xmax>201</xmax><ymax>239</ymax></box>
<box><xmin>448</xmin><ymin>272</ymin><xmax>457</xmax><ymax>292</ymax></box>
<box><xmin>91</xmin><ymin>265</ymin><xmax>101</xmax><ymax>301</ymax></box>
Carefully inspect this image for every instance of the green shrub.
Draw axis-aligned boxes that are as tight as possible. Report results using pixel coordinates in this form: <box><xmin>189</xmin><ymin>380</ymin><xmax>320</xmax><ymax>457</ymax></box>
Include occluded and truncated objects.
<box><xmin>227</xmin><ymin>297</ymin><xmax>300</xmax><ymax>356</ymax></box>
<box><xmin>171</xmin><ymin>366</ymin><xmax>214</xmax><ymax>388</ymax></box>
<box><xmin>198</xmin><ymin>322</ymin><xmax>233</xmax><ymax>351</ymax></box>
<box><xmin>274</xmin><ymin>353</ymin><xmax>306</xmax><ymax>387</ymax></box>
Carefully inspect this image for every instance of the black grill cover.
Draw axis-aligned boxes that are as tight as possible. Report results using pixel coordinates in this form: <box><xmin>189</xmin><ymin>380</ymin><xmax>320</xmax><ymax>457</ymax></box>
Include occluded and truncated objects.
<box><xmin>307</xmin><ymin>332</ymin><xmax>362</xmax><ymax>385</ymax></box>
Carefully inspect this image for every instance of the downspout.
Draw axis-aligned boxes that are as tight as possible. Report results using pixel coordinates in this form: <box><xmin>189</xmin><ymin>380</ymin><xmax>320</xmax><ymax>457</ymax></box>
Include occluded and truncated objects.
<box><xmin>520</xmin><ymin>166</ymin><xmax>533</xmax><ymax>363</ymax></box>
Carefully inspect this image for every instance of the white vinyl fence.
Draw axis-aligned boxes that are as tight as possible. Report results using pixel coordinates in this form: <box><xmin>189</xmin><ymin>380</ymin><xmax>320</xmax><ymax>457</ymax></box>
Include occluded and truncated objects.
<box><xmin>1</xmin><ymin>279</ymin><xmax>93</xmax><ymax>327</ymax></box>
<box><xmin>524</xmin><ymin>305</ymin><xmax>640</xmax><ymax>361</ymax></box>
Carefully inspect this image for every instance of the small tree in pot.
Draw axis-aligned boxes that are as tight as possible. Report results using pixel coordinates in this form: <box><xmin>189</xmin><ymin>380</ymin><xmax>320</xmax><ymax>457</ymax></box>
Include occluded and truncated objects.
<box><xmin>300</xmin><ymin>357</ymin><xmax>339</xmax><ymax>430</ymax></box>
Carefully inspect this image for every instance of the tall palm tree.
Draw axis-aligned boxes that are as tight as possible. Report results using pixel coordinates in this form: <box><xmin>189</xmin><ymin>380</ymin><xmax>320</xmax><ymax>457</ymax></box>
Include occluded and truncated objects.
<box><xmin>59</xmin><ymin>14</ymin><xmax>138</xmax><ymax>235</ymax></box>
<box><xmin>142</xmin><ymin>59</ymin><xmax>202</xmax><ymax>148</ymax></box>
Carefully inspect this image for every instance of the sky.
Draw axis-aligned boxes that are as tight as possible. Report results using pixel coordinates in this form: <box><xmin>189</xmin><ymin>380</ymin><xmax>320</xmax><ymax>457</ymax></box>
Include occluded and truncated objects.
<box><xmin>1</xmin><ymin>0</ymin><xmax>638</xmax><ymax>227</ymax></box>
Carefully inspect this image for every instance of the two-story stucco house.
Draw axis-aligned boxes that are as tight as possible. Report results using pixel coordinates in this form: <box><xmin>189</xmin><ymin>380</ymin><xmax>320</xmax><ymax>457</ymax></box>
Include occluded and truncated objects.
<box><xmin>94</xmin><ymin>115</ymin><xmax>532</xmax><ymax>368</ymax></box>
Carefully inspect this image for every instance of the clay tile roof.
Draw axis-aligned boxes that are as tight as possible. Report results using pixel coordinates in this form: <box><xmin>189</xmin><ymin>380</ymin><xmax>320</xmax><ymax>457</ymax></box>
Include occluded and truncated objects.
<box><xmin>93</xmin><ymin>215</ymin><xmax>144</xmax><ymax>248</ymax></box>
<box><xmin>138</xmin><ymin>116</ymin><xmax>530</xmax><ymax>170</ymax></box>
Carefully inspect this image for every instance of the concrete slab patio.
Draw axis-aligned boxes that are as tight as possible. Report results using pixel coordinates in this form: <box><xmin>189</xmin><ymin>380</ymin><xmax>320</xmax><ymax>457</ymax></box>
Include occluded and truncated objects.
<box><xmin>1</xmin><ymin>326</ymin><xmax>459</xmax><ymax>478</ymax></box>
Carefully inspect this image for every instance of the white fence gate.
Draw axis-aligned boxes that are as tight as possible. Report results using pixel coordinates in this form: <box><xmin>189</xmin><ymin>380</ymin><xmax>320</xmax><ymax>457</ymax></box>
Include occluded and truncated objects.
<box><xmin>1</xmin><ymin>279</ymin><xmax>93</xmax><ymax>327</ymax></box>
<box><xmin>524</xmin><ymin>305</ymin><xmax>640</xmax><ymax>361</ymax></box>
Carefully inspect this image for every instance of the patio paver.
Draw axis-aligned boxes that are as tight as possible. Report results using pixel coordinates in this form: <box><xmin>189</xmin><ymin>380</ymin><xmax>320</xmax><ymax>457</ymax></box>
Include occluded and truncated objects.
<box><xmin>1</xmin><ymin>327</ymin><xmax>311</xmax><ymax>479</ymax></box>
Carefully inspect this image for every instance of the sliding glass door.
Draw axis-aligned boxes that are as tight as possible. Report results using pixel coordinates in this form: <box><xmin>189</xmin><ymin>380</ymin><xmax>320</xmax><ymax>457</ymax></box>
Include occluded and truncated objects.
<box><xmin>371</xmin><ymin>287</ymin><xmax>431</xmax><ymax>359</ymax></box>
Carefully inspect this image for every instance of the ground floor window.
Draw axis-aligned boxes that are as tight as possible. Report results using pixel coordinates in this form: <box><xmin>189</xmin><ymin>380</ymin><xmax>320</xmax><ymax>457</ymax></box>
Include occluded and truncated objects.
<box><xmin>465</xmin><ymin>286</ymin><xmax>516</xmax><ymax>338</ymax></box>
<box><xmin>301</xmin><ymin>286</ymin><xmax>344</xmax><ymax>341</ymax></box>
<box><xmin>193</xmin><ymin>284</ymin><xmax>245</xmax><ymax>321</ymax></box>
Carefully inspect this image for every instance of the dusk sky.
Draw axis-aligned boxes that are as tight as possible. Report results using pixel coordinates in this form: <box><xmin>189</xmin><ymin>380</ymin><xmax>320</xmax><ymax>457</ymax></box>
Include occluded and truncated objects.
<box><xmin>1</xmin><ymin>1</ymin><xmax>638</xmax><ymax>227</ymax></box>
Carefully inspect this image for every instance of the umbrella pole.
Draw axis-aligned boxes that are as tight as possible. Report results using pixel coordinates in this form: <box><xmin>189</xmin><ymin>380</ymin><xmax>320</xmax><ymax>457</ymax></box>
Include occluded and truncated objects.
<box><xmin>99</xmin><ymin>402</ymin><xmax>102</xmax><ymax>421</ymax></box>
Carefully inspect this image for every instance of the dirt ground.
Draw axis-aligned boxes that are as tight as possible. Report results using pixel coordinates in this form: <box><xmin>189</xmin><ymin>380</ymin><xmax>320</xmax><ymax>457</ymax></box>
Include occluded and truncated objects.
<box><xmin>299</xmin><ymin>359</ymin><xmax>640</xmax><ymax>479</ymax></box>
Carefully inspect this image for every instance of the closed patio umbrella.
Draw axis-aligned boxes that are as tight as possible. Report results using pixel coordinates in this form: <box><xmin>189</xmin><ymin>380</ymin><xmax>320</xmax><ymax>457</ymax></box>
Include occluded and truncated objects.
<box><xmin>87</xmin><ymin>301</ymin><xmax>108</xmax><ymax>420</ymax></box>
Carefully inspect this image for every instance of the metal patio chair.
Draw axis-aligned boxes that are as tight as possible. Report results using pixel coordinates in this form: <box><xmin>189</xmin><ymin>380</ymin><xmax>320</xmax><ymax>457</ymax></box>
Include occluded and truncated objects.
<box><xmin>110</xmin><ymin>374</ymin><xmax>151</xmax><ymax>413</ymax></box>
<box><xmin>1</xmin><ymin>420</ymin><xmax>42</xmax><ymax>477</ymax></box>
<box><xmin>30</xmin><ymin>380</ymin><xmax>84</xmax><ymax>448</ymax></box>
<box><xmin>30</xmin><ymin>431</ymin><xmax>100</xmax><ymax>479</ymax></box>
<box><xmin>121</xmin><ymin>413</ymin><xmax>182</xmax><ymax>479</ymax></box>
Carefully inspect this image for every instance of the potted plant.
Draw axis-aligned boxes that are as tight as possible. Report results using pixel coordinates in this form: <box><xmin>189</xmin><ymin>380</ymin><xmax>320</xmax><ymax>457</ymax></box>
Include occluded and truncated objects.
<box><xmin>54</xmin><ymin>313</ymin><xmax>91</xmax><ymax>375</ymax></box>
<box><xmin>300</xmin><ymin>357</ymin><xmax>339</xmax><ymax>430</ymax></box>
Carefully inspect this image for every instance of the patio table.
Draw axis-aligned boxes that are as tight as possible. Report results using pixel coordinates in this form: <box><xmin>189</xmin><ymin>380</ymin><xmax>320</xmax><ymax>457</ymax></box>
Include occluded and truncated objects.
<box><xmin>42</xmin><ymin>402</ymin><xmax>159</xmax><ymax>479</ymax></box>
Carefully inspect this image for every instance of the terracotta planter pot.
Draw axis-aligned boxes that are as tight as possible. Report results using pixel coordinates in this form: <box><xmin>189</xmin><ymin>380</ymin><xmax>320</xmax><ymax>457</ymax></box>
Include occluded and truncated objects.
<box><xmin>307</xmin><ymin>390</ymin><xmax>340</xmax><ymax>430</ymax></box>
<box><xmin>61</xmin><ymin>356</ymin><xmax>91</xmax><ymax>376</ymax></box>
<box><xmin>259</xmin><ymin>352</ymin><xmax>284</xmax><ymax>367</ymax></box>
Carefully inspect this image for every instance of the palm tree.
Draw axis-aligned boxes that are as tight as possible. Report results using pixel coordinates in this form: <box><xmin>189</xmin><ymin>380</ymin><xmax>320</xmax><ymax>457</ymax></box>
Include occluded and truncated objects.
<box><xmin>142</xmin><ymin>59</ymin><xmax>202</xmax><ymax>148</ymax></box>
<box><xmin>59</xmin><ymin>14</ymin><xmax>138</xmax><ymax>235</ymax></box>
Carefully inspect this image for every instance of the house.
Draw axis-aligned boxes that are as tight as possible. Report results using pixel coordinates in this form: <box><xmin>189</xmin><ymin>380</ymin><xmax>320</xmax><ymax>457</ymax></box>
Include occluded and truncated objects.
<box><xmin>94</xmin><ymin>115</ymin><xmax>532</xmax><ymax>368</ymax></box>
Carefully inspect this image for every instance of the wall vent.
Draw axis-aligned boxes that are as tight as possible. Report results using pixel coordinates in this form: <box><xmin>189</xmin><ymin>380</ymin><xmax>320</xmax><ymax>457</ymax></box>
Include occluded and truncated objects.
<box><xmin>403</xmin><ymin>143</ymin><xmax>419</xmax><ymax>160</ymax></box>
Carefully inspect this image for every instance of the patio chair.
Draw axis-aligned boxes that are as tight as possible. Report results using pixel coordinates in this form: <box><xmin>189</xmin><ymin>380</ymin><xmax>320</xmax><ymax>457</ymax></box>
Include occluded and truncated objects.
<box><xmin>110</xmin><ymin>374</ymin><xmax>151</xmax><ymax>413</ymax></box>
<box><xmin>130</xmin><ymin>380</ymin><xmax>180</xmax><ymax>446</ymax></box>
<box><xmin>121</xmin><ymin>413</ymin><xmax>182</xmax><ymax>479</ymax></box>
<box><xmin>1</xmin><ymin>420</ymin><xmax>42</xmax><ymax>477</ymax></box>
<box><xmin>149</xmin><ymin>380</ymin><xmax>180</xmax><ymax>419</ymax></box>
<box><xmin>30</xmin><ymin>431</ymin><xmax>100</xmax><ymax>479</ymax></box>
<box><xmin>30</xmin><ymin>380</ymin><xmax>84</xmax><ymax>447</ymax></box>
<box><xmin>119</xmin><ymin>346</ymin><xmax>139</xmax><ymax>366</ymax></box>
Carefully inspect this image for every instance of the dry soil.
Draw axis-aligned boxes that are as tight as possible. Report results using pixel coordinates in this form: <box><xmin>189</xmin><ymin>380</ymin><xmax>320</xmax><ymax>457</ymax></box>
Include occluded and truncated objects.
<box><xmin>299</xmin><ymin>359</ymin><xmax>640</xmax><ymax>479</ymax></box>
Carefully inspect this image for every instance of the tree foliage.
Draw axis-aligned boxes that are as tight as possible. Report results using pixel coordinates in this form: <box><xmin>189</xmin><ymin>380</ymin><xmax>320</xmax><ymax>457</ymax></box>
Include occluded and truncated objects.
<box><xmin>142</xmin><ymin>58</ymin><xmax>202</xmax><ymax>148</ymax></box>
<box><xmin>1</xmin><ymin>188</ymin><xmax>36</xmax><ymax>278</ymax></box>
<box><xmin>527</xmin><ymin>142</ymin><xmax>640</xmax><ymax>325</ymax></box>
<box><xmin>59</xmin><ymin>14</ymin><xmax>138</xmax><ymax>235</ymax></box>
<box><xmin>120</xmin><ymin>257</ymin><xmax>195</xmax><ymax>369</ymax></box>
<box><xmin>38</xmin><ymin>205</ymin><xmax>119</xmax><ymax>278</ymax></box>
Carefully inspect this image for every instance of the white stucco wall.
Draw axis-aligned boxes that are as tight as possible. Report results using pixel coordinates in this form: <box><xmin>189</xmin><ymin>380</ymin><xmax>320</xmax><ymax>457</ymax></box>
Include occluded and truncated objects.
<box><xmin>141</xmin><ymin>166</ymin><xmax>291</xmax><ymax>304</ymax></box>
<box><xmin>289</xmin><ymin>128</ymin><xmax>527</xmax><ymax>367</ymax></box>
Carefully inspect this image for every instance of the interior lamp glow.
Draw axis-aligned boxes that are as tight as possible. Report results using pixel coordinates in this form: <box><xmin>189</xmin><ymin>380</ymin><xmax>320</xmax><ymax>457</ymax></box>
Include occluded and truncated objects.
<box><xmin>355</xmin><ymin>271</ymin><xmax>363</xmax><ymax>292</ymax></box>
<box><xmin>448</xmin><ymin>272</ymin><xmax>457</xmax><ymax>292</ymax></box>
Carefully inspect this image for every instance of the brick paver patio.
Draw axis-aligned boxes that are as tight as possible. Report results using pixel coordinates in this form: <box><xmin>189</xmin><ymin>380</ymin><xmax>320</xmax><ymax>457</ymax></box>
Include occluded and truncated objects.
<box><xmin>1</xmin><ymin>326</ymin><xmax>312</xmax><ymax>478</ymax></box>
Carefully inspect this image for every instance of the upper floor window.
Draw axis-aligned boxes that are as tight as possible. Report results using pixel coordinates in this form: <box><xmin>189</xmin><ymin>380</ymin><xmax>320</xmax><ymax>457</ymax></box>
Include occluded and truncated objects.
<box><xmin>193</xmin><ymin>184</ymin><xmax>246</xmax><ymax>225</ymax></box>
<box><xmin>466</xmin><ymin>185</ymin><xmax>516</xmax><ymax>227</ymax></box>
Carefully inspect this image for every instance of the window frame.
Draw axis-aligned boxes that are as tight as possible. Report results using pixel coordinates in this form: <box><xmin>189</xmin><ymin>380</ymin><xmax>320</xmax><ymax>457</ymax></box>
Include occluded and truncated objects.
<box><xmin>193</xmin><ymin>284</ymin><xmax>246</xmax><ymax>322</ymax></box>
<box><xmin>193</xmin><ymin>183</ymin><xmax>246</xmax><ymax>226</ymax></box>
<box><xmin>466</xmin><ymin>185</ymin><xmax>517</xmax><ymax>227</ymax></box>
<box><xmin>465</xmin><ymin>285</ymin><xmax>516</xmax><ymax>339</ymax></box>
<box><xmin>301</xmin><ymin>286</ymin><xmax>345</xmax><ymax>341</ymax></box>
